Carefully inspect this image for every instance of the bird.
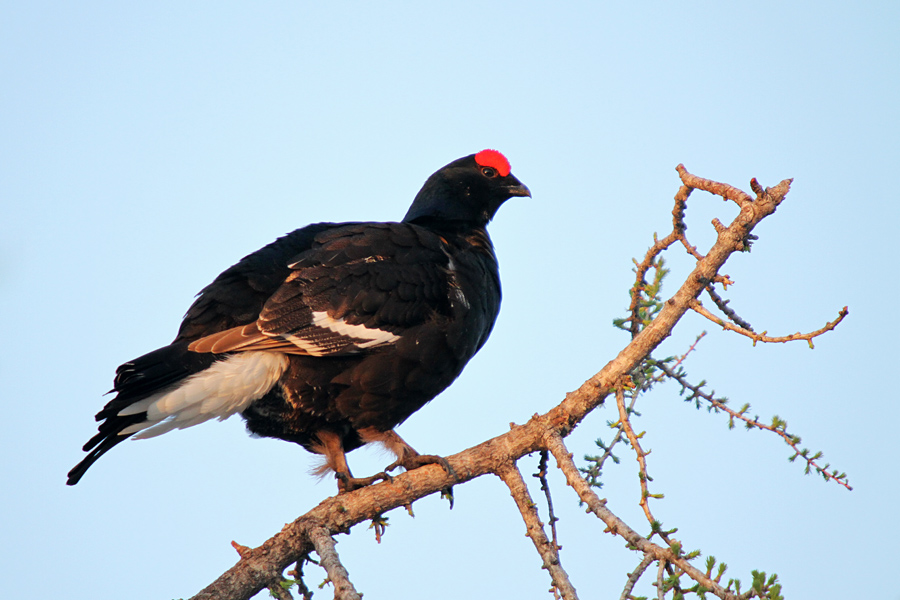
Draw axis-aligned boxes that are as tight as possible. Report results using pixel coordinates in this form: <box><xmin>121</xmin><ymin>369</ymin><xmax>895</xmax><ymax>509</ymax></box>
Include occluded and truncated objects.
<box><xmin>67</xmin><ymin>149</ymin><xmax>530</xmax><ymax>491</ymax></box>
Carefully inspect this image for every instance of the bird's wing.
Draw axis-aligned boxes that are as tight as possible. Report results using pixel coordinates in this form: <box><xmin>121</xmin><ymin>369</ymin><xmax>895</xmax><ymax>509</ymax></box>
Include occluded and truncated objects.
<box><xmin>174</xmin><ymin>223</ymin><xmax>338</xmax><ymax>343</ymax></box>
<box><xmin>188</xmin><ymin>222</ymin><xmax>455</xmax><ymax>356</ymax></box>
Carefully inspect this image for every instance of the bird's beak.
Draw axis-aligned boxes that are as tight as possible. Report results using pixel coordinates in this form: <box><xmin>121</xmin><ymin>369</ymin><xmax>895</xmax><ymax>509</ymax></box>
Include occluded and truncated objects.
<box><xmin>504</xmin><ymin>176</ymin><xmax>531</xmax><ymax>198</ymax></box>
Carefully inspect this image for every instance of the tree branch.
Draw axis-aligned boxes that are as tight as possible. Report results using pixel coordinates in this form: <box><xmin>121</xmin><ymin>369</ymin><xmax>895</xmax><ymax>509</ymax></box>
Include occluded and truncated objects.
<box><xmin>496</xmin><ymin>462</ymin><xmax>578</xmax><ymax>600</ymax></box>
<box><xmin>613</xmin><ymin>384</ymin><xmax>661</xmax><ymax>530</ymax></box>
<box><xmin>654</xmin><ymin>360</ymin><xmax>853</xmax><ymax>490</ymax></box>
<box><xmin>546</xmin><ymin>433</ymin><xmax>741</xmax><ymax>600</ymax></box>
<box><xmin>189</xmin><ymin>167</ymin><xmax>800</xmax><ymax>600</ymax></box>
<box><xmin>533</xmin><ymin>450</ymin><xmax>562</xmax><ymax>565</ymax></box>
<box><xmin>620</xmin><ymin>554</ymin><xmax>655</xmax><ymax>600</ymax></box>
<box><xmin>309</xmin><ymin>527</ymin><xmax>361</xmax><ymax>600</ymax></box>
<box><xmin>691</xmin><ymin>300</ymin><xmax>849</xmax><ymax>348</ymax></box>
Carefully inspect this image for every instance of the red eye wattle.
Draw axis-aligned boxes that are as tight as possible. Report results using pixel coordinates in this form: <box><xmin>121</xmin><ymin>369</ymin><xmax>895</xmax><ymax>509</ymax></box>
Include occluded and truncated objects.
<box><xmin>474</xmin><ymin>149</ymin><xmax>511</xmax><ymax>177</ymax></box>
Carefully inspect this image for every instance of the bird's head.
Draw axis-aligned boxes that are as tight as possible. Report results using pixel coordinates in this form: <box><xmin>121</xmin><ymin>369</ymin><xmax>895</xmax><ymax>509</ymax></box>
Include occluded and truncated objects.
<box><xmin>403</xmin><ymin>149</ymin><xmax>531</xmax><ymax>226</ymax></box>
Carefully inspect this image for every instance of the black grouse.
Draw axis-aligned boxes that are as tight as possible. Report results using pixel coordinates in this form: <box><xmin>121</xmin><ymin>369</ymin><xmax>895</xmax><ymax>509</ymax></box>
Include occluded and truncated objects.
<box><xmin>67</xmin><ymin>149</ymin><xmax>529</xmax><ymax>490</ymax></box>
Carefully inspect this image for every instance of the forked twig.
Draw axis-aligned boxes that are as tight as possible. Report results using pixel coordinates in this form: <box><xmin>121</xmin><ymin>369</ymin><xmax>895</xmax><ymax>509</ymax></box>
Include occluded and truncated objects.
<box><xmin>691</xmin><ymin>300</ymin><xmax>849</xmax><ymax>348</ymax></box>
<box><xmin>546</xmin><ymin>433</ymin><xmax>741</xmax><ymax>600</ymax></box>
<box><xmin>496</xmin><ymin>463</ymin><xmax>578</xmax><ymax>600</ymax></box>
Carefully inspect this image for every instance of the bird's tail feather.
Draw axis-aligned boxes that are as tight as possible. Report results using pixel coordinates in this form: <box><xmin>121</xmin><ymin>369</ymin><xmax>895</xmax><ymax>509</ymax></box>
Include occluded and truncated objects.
<box><xmin>66</xmin><ymin>342</ymin><xmax>218</xmax><ymax>485</ymax></box>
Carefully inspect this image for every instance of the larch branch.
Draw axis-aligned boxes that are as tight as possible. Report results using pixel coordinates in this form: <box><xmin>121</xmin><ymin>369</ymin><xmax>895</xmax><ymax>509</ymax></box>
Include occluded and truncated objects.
<box><xmin>655</xmin><ymin>360</ymin><xmax>853</xmax><ymax>490</ymax></box>
<box><xmin>309</xmin><ymin>527</ymin><xmax>361</xmax><ymax>600</ymax></box>
<box><xmin>705</xmin><ymin>285</ymin><xmax>754</xmax><ymax>331</ymax></box>
<box><xmin>189</xmin><ymin>167</ymin><xmax>816</xmax><ymax>600</ymax></box>
<box><xmin>620</xmin><ymin>554</ymin><xmax>655</xmax><ymax>600</ymax></box>
<box><xmin>613</xmin><ymin>385</ymin><xmax>660</xmax><ymax>530</ymax></box>
<box><xmin>546</xmin><ymin>433</ymin><xmax>740</xmax><ymax>600</ymax></box>
<box><xmin>676</xmin><ymin>164</ymin><xmax>754</xmax><ymax>207</ymax></box>
<box><xmin>691</xmin><ymin>300</ymin><xmax>849</xmax><ymax>348</ymax></box>
<box><xmin>534</xmin><ymin>450</ymin><xmax>562</xmax><ymax>564</ymax></box>
<box><xmin>496</xmin><ymin>463</ymin><xmax>579</xmax><ymax>600</ymax></box>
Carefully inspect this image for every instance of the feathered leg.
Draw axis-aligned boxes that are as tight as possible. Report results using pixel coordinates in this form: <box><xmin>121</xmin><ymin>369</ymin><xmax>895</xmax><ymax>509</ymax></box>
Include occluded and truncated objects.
<box><xmin>358</xmin><ymin>428</ymin><xmax>455</xmax><ymax>477</ymax></box>
<box><xmin>312</xmin><ymin>430</ymin><xmax>390</xmax><ymax>493</ymax></box>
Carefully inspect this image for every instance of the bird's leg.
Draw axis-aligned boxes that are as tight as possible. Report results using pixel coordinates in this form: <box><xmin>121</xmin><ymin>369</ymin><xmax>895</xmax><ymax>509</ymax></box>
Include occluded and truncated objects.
<box><xmin>359</xmin><ymin>428</ymin><xmax>456</xmax><ymax>479</ymax></box>
<box><xmin>313</xmin><ymin>430</ymin><xmax>390</xmax><ymax>493</ymax></box>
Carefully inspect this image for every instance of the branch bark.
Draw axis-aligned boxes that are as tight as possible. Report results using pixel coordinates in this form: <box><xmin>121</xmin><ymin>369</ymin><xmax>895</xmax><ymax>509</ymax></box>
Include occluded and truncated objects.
<box><xmin>309</xmin><ymin>527</ymin><xmax>361</xmax><ymax>600</ymax></box>
<box><xmin>190</xmin><ymin>167</ymin><xmax>794</xmax><ymax>600</ymax></box>
<box><xmin>546</xmin><ymin>433</ymin><xmax>741</xmax><ymax>600</ymax></box>
<box><xmin>496</xmin><ymin>463</ymin><xmax>578</xmax><ymax>600</ymax></box>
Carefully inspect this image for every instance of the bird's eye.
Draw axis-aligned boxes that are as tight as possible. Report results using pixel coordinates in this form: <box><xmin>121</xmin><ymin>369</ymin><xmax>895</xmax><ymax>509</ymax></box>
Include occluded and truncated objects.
<box><xmin>481</xmin><ymin>167</ymin><xmax>497</xmax><ymax>178</ymax></box>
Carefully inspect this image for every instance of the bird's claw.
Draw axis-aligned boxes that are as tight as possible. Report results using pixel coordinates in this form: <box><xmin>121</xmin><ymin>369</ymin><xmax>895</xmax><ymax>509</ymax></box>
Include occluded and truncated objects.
<box><xmin>386</xmin><ymin>454</ymin><xmax>455</xmax><ymax>479</ymax></box>
<box><xmin>385</xmin><ymin>454</ymin><xmax>456</xmax><ymax>506</ymax></box>
<box><xmin>335</xmin><ymin>470</ymin><xmax>392</xmax><ymax>494</ymax></box>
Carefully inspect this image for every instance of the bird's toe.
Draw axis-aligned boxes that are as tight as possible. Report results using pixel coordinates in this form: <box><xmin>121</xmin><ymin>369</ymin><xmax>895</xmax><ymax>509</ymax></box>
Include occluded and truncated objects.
<box><xmin>386</xmin><ymin>453</ymin><xmax>455</xmax><ymax>478</ymax></box>
<box><xmin>335</xmin><ymin>471</ymin><xmax>392</xmax><ymax>494</ymax></box>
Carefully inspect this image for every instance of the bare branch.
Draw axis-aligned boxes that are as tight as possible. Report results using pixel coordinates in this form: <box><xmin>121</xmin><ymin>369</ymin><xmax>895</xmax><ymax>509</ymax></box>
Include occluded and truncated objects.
<box><xmin>534</xmin><ymin>451</ymin><xmax>561</xmax><ymax>559</ymax></box>
<box><xmin>613</xmin><ymin>385</ymin><xmax>660</xmax><ymax>529</ymax></box>
<box><xmin>656</xmin><ymin>559</ymin><xmax>666</xmax><ymax>600</ymax></box>
<box><xmin>229</xmin><ymin>541</ymin><xmax>295</xmax><ymax>600</ymax></box>
<box><xmin>546</xmin><ymin>433</ymin><xmax>741</xmax><ymax>600</ymax></box>
<box><xmin>309</xmin><ymin>527</ymin><xmax>361</xmax><ymax>600</ymax></box>
<box><xmin>691</xmin><ymin>300</ymin><xmax>849</xmax><ymax>348</ymax></box>
<box><xmin>705</xmin><ymin>286</ymin><xmax>755</xmax><ymax>331</ymax></box>
<box><xmin>496</xmin><ymin>463</ymin><xmax>579</xmax><ymax>600</ymax></box>
<box><xmin>676</xmin><ymin>165</ymin><xmax>753</xmax><ymax>207</ymax></box>
<box><xmin>188</xmin><ymin>167</ymin><xmax>825</xmax><ymax>599</ymax></box>
<box><xmin>288</xmin><ymin>558</ymin><xmax>315</xmax><ymax>600</ymax></box>
<box><xmin>620</xmin><ymin>554</ymin><xmax>655</xmax><ymax>600</ymax></box>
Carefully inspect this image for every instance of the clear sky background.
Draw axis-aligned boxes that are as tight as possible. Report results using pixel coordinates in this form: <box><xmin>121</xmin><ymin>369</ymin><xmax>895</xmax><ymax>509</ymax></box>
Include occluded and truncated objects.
<box><xmin>2</xmin><ymin>2</ymin><xmax>898</xmax><ymax>599</ymax></box>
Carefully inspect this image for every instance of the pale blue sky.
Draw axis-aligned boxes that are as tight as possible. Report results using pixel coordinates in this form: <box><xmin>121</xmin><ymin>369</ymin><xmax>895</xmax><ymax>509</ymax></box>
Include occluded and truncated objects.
<box><xmin>2</xmin><ymin>2</ymin><xmax>898</xmax><ymax>599</ymax></box>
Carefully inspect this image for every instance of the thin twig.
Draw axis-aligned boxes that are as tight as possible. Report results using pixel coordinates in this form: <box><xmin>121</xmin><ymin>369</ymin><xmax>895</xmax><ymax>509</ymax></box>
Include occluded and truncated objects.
<box><xmin>584</xmin><ymin>377</ymin><xmax>648</xmax><ymax>491</ymax></box>
<box><xmin>672</xmin><ymin>184</ymin><xmax>707</xmax><ymax>262</ymax></box>
<box><xmin>496</xmin><ymin>463</ymin><xmax>579</xmax><ymax>600</ymax></box>
<box><xmin>628</xmin><ymin>232</ymin><xmax>680</xmax><ymax>339</ymax></box>
<box><xmin>545</xmin><ymin>432</ymin><xmax>742</xmax><ymax>600</ymax></box>
<box><xmin>588</xmin><ymin>428</ymin><xmax>624</xmax><ymax>473</ymax></box>
<box><xmin>534</xmin><ymin>451</ymin><xmax>561</xmax><ymax>556</ymax></box>
<box><xmin>620</xmin><ymin>554</ymin><xmax>655</xmax><ymax>600</ymax></box>
<box><xmin>613</xmin><ymin>385</ymin><xmax>659</xmax><ymax>529</ymax></box>
<box><xmin>656</xmin><ymin>559</ymin><xmax>666</xmax><ymax>600</ymax></box>
<box><xmin>705</xmin><ymin>286</ymin><xmax>754</xmax><ymax>331</ymax></box>
<box><xmin>655</xmin><ymin>361</ymin><xmax>853</xmax><ymax>490</ymax></box>
<box><xmin>691</xmin><ymin>300</ymin><xmax>848</xmax><ymax>348</ymax></box>
<box><xmin>669</xmin><ymin>332</ymin><xmax>706</xmax><ymax>373</ymax></box>
<box><xmin>288</xmin><ymin>558</ymin><xmax>314</xmax><ymax>600</ymax></box>
<box><xmin>646</xmin><ymin>331</ymin><xmax>707</xmax><ymax>388</ymax></box>
<box><xmin>664</xmin><ymin>562</ymin><xmax>685</xmax><ymax>598</ymax></box>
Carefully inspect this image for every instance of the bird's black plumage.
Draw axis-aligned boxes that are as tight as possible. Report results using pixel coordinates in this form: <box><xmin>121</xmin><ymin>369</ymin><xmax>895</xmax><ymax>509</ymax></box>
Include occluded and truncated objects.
<box><xmin>67</xmin><ymin>150</ymin><xmax>529</xmax><ymax>488</ymax></box>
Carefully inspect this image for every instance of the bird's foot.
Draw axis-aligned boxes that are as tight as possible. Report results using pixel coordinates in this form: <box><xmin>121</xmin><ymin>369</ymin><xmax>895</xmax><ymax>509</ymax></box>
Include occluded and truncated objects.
<box><xmin>385</xmin><ymin>454</ymin><xmax>456</xmax><ymax>508</ymax></box>
<box><xmin>386</xmin><ymin>453</ymin><xmax>455</xmax><ymax>478</ymax></box>
<box><xmin>335</xmin><ymin>470</ymin><xmax>392</xmax><ymax>494</ymax></box>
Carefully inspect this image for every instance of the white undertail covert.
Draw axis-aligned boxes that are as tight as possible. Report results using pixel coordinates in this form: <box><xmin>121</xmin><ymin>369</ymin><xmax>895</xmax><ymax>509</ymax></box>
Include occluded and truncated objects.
<box><xmin>117</xmin><ymin>352</ymin><xmax>289</xmax><ymax>439</ymax></box>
